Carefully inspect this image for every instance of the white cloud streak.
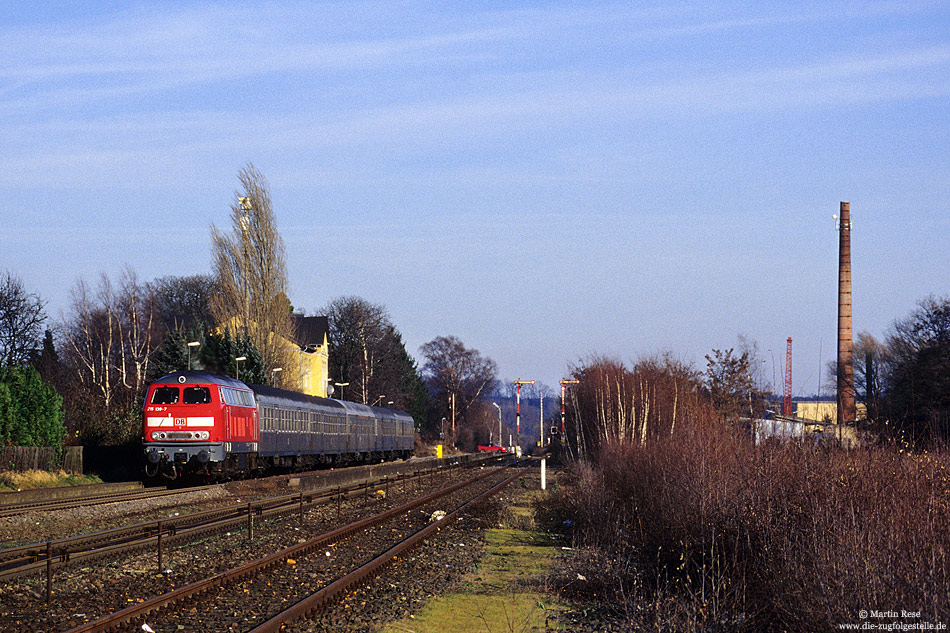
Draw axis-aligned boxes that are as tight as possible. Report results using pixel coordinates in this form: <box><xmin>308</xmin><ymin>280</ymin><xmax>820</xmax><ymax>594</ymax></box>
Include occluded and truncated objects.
<box><xmin>0</xmin><ymin>2</ymin><xmax>947</xmax><ymax>191</ymax></box>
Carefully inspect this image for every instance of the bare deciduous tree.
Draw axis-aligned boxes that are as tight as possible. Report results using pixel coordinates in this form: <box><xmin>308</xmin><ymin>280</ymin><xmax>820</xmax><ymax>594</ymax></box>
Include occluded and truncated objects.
<box><xmin>0</xmin><ymin>271</ymin><xmax>47</xmax><ymax>367</ymax></box>
<box><xmin>61</xmin><ymin>268</ymin><xmax>156</xmax><ymax>410</ymax></box>
<box><xmin>825</xmin><ymin>331</ymin><xmax>891</xmax><ymax>417</ymax></box>
<box><xmin>322</xmin><ymin>296</ymin><xmax>427</xmax><ymax>427</ymax></box>
<box><xmin>210</xmin><ymin>164</ymin><xmax>295</xmax><ymax>386</ymax></box>
<box><xmin>564</xmin><ymin>354</ymin><xmax>708</xmax><ymax>457</ymax></box>
<box><xmin>148</xmin><ymin>274</ymin><xmax>218</xmax><ymax>333</ymax></box>
<box><xmin>420</xmin><ymin>335</ymin><xmax>498</xmax><ymax>445</ymax></box>
<box><xmin>884</xmin><ymin>295</ymin><xmax>950</xmax><ymax>442</ymax></box>
<box><xmin>324</xmin><ymin>296</ymin><xmax>391</xmax><ymax>405</ymax></box>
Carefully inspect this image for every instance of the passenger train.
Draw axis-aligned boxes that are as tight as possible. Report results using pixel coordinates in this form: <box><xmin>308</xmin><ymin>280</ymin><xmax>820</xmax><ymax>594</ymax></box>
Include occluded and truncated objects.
<box><xmin>143</xmin><ymin>371</ymin><xmax>414</xmax><ymax>480</ymax></box>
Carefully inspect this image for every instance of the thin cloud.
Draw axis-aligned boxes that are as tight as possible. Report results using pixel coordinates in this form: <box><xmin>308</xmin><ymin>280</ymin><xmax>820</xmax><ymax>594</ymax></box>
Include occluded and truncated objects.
<box><xmin>2</xmin><ymin>2</ymin><xmax>946</xmax><ymax>119</ymax></box>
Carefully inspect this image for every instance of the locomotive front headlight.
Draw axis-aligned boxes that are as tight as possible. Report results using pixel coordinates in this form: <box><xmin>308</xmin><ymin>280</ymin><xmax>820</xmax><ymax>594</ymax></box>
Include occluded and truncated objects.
<box><xmin>150</xmin><ymin>431</ymin><xmax>160</xmax><ymax>441</ymax></box>
<box><xmin>198</xmin><ymin>431</ymin><xmax>210</xmax><ymax>440</ymax></box>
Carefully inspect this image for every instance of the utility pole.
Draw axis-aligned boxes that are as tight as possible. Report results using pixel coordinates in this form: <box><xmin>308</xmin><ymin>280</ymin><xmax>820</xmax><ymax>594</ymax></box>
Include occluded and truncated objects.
<box><xmin>513</xmin><ymin>379</ymin><xmax>534</xmax><ymax>450</ymax></box>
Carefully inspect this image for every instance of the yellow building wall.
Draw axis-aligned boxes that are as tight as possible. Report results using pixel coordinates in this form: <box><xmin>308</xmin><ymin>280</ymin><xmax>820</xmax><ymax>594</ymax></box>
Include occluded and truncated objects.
<box><xmin>294</xmin><ymin>343</ymin><xmax>329</xmax><ymax>398</ymax></box>
<box><xmin>215</xmin><ymin>316</ymin><xmax>329</xmax><ymax>398</ymax></box>
<box><xmin>795</xmin><ymin>401</ymin><xmax>867</xmax><ymax>424</ymax></box>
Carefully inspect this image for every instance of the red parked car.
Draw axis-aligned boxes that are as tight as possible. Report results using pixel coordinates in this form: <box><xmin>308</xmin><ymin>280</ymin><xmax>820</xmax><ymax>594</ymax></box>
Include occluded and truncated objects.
<box><xmin>477</xmin><ymin>443</ymin><xmax>507</xmax><ymax>453</ymax></box>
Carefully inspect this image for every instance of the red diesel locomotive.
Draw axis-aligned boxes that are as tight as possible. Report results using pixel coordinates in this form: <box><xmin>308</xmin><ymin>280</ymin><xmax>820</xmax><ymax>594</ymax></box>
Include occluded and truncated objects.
<box><xmin>143</xmin><ymin>371</ymin><xmax>414</xmax><ymax>480</ymax></box>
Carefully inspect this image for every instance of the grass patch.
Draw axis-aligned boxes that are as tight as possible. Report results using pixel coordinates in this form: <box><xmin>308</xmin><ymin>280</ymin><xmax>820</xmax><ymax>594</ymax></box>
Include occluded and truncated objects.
<box><xmin>381</xmin><ymin>527</ymin><xmax>571</xmax><ymax>633</ymax></box>
<box><xmin>382</xmin><ymin>592</ymin><xmax>556</xmax><ymax>633</ymax></box>
<box><xmin>0</xmin><ymin>470</ymin><xmax>101</xmax><ymax>492</ymax></box>
<box><xmin>470</xmin><ymin>529</ymin><xmax>560</xmax><ymax>590</ymax></box>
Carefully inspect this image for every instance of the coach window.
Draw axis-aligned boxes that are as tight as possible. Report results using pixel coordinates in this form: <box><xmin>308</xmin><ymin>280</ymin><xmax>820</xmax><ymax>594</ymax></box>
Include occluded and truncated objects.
<box><xmin>183</xmin><ymin>386</ymin><xmax>211</xmax><ymax>404</ymax></box>
<box><xmin>151</xmin><ymin>387</ymin><xmax>179</xmax><ymax>404</ymax></box>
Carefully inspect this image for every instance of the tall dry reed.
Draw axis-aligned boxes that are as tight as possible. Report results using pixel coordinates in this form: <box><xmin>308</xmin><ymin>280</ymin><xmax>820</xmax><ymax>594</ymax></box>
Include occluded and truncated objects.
<box><xmin>549</xmin><ymin>426</ymin><xmax>950</xmax><ymax>631</ymax></box>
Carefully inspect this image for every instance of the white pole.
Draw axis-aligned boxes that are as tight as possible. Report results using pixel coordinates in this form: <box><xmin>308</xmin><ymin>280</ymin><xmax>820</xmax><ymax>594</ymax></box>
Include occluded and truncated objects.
<box><xmin>492</xmin><ymin>402</ymin><xmax>502</xmax><ymax>448</ymax></box>
<box><xmin>541</xmin><ymin>458</ymin><xmax>546</xmax><ymax>490</ymax></box>
<box><xmin>540</xmin><ymin>393</ymin><xmax>544</xmax><ymax>448</ymax></box>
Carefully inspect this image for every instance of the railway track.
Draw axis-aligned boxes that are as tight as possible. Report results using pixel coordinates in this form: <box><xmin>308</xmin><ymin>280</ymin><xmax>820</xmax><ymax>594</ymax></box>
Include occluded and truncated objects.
<box><xmin>0</xmin><ymin>466</ymin><xmax>458</xmax><ymax>582</ymax></box>
<box><xmin>0</xmin><ymin>485</ymin><xmax>218</xmax><ymax>519</ymax></box>
<box><xmin>60</xmin><ymin>462</ymin><xmax>524</xmax><ymax>633</ymax></box>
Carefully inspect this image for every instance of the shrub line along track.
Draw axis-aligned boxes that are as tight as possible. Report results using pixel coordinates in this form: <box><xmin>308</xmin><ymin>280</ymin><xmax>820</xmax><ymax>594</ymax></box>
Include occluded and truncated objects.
<box><xmin>0</xmin><ymin>485</ymin><xmax>218</xmax><ymax>519</ymax></box>
<box><xmin>0</xmin><ymin>465</ymin><xmax>468</xmax><ymax>582</ymax></box>
<box><xmin>62</xmin><ymin>462</ymin><xmax>526</xmax><ymax>633</ymax></box>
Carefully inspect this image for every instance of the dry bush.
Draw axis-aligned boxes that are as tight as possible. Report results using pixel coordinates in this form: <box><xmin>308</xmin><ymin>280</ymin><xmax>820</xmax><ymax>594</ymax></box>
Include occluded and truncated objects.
<box><xmin>0</xmin><ymin>469</ymin><xmax>99</xmax><ymax>491</ymax></box>
<box><xmin>546</xmin><ymin>426</ymin><xmax>950</xmax><ymax>631</ymax></box>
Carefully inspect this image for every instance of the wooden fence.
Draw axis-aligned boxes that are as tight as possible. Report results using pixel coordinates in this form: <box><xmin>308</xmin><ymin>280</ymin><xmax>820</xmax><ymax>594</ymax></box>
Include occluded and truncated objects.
<box><xmin>0</xmin><ymin>446</ymin><xmax>83</xmax><ymax>474</ymax></box>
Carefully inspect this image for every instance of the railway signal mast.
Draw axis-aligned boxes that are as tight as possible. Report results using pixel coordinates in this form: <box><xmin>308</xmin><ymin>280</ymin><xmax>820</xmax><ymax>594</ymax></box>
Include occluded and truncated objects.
<box><xmin>559</xmin><ymin>379</ymin><xmax>579</xmax><ymax>434</ymax></box>
<box><xmin>513</xmin><ymin>379</ymin><xmax>534</xmax><ymax>449</ymax></box>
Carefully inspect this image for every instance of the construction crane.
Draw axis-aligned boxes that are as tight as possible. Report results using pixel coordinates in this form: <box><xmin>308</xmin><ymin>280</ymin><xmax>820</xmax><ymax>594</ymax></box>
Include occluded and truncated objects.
<box><xmin>783</xmin><ymin>337</ymin><xmax>793</xmax><ymax>417</ymax></box>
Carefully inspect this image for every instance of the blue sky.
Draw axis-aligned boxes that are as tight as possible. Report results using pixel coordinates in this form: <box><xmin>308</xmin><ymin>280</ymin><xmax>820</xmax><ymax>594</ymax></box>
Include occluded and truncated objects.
<box><xmin>1</xmin><ymin>1</ymin><xmax>948</xmax><ymax>395</ymax></box>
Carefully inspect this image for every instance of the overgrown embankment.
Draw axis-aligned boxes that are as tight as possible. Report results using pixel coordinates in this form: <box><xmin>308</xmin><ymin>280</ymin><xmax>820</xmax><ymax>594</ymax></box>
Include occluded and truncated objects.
<box><xmin>541</xmin><ymin>428</ymin><xmax>950</xmax><ymax>631</ymax></box>
<box><xmin>0</xmin><ymin>469</ymin><xmax>100</xmax><ymax>492</ymax></box>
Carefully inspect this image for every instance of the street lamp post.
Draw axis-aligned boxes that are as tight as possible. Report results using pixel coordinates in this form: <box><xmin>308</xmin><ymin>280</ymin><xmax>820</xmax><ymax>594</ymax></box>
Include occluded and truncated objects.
<box><xmin>333</xmin><ymin>382</ymin><xmax>349</xmax><ymax>400</ymax></box>
<box><xmin>373</xmin><ymin>395</ymin><xmax>386</xmax><ymax>407</ymax></box>
<box><xmin>238</xmin><ymin>197</ymin><xmax>252</xmax><ymax>338</ymax></box>
<box><xmin>450</xmin><ymin>392</ymin><xmax>456</xmax><ymax>445</ymax></box>
<box><xmin>271</xmin><ymin>367</ymin><xmax>282</xmax><ymax>387</ymax></box>
<box><xmin>234</xmin><ymin>355</ymin><xmax>247</xmax><ymax>381</ymax></box>
<box><xmin>187</xmin><ymin>341</ymin><xmax>201</xmax><ymax>371</ymax></box>
<box><xmin>540</xmin><ymin>393</ymin><xmax>544</xmax><ymax>448</ymax></box>
<box><xmin>768</xmin><ymin>349</ymin><xmax>776</xmax><ymax>395</ymax></box>
<box><xmin>492</xmin><ymin>402</ymin><xmax>502</xmax><ymax>447</ymax></box>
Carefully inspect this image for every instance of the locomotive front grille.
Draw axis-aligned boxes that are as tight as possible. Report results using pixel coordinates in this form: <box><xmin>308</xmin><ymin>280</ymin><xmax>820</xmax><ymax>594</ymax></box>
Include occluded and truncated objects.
<box><xmin>165</xmin><ymin>431</ymin><xmax>197</xmax><ymax>439</ymax></box>
<box><xmin>150</xmin><ymin>430</ymin><xmax>210</xmax><ymax>441</ymax></box>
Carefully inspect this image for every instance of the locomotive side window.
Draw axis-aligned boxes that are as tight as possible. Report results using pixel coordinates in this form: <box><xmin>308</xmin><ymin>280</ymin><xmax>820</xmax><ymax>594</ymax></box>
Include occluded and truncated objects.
<box><xmin>183</xmin><ymin>386</ymin><xmax>211</xmax><ymax>404</ymax></box>
<box><xmin>220</xmin><ymin>388</ymin><xmax>255</xmax><ymax>407</ymax></box>
<box><xmin>151</xmin><ymin>387</ymin><xmax>179</xmax><ymax>404</ymax></box>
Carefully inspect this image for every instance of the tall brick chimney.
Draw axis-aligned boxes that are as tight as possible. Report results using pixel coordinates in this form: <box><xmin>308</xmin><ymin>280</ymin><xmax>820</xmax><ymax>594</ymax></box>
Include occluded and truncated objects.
<box><xmin>836</xmin><ymin>201</ymin><xmax>856</xmax><ymax>425</ymax></box>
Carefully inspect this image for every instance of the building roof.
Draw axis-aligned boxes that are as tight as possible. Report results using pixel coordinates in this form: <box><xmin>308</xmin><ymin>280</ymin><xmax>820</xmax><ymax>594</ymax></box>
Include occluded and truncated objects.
<box><xmin>290</xmin><ymin>314</ymin><xmax>329</xmax><ymax>350</ymax></box>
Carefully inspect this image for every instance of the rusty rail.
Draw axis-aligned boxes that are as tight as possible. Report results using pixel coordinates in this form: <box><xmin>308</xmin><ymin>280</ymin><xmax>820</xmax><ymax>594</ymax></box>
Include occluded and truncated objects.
<box><xmin>0</xmin><ymin>462</ymin><xmax>466</xmax><ymax>582</ymax></box>
<box><xmin>62</xmin><ymin>464</ymin><xmax>512</xmax><ymax>633</ymax></box>
<box><xmin>0</xmin><ymin>485</ymin><xmax>220</xmax><ymax>519</ymax></box>
<box><xmin>250</xmin><ymin>467</ymin><xmax>524</xmax><ymax>632</ymax></box>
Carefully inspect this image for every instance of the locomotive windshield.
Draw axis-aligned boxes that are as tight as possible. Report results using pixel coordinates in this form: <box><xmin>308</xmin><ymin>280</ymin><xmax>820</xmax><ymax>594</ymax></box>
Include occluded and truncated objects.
<box><xmin>150</xmin><ymin>387</ymin><xmax>179</xmax><ymax>404</ymax></box>
<box><xmin>183</xmin><ymin>386</ymin><xmax>212</xmax><ymax>404</ymax></box>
